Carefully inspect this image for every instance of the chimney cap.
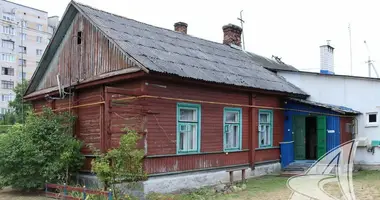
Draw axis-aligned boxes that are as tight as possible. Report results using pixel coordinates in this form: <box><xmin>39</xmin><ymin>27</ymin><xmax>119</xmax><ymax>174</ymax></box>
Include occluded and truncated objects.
<box><xmin>222</xmin><ymin>24</ymin><xmax>242</xmax><ymax>32</ymax></box>
<box><xmin>174</xmin><ymin>22</ymin><xmax>188</xmax><ymax>27</ymax></box>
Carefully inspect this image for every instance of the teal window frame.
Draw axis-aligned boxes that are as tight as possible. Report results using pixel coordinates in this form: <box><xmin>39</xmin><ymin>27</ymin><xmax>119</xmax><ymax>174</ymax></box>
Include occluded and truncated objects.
<box><xmin>258</xmin><ymin>109</ymin><xmax>273</xmax><ymax>148</ymax></box>
<box><xmin>223</xmin><ymin>107</ymin><xmax>242</xmax><ymax>151</ymax></box>
<box><xmin>176</xmin><ymin>103</ymin><xmax>201</xmax><ymax>154</ymax></box>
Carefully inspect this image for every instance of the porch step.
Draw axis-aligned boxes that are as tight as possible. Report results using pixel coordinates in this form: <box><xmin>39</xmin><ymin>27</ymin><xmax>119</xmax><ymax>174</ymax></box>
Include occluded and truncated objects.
<box><xmin>281</xmin><ymin>161</ymin><xmax>315</xmax><ymax>176</ymax></box>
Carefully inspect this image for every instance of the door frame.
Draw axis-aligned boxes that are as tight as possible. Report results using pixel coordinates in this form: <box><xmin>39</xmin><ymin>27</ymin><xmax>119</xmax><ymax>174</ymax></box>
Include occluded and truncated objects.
<box><xmin>292</xmin><ymin>115</ymin><xmax>327</xmax><ymax>160</ymax></box>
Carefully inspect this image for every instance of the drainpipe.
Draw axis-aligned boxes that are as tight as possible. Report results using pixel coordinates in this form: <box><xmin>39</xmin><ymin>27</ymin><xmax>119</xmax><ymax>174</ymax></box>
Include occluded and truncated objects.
<box><xmin>249</xmin><ymin>93</ymin><xmax>257</xmax><ymax>169</ymax></box>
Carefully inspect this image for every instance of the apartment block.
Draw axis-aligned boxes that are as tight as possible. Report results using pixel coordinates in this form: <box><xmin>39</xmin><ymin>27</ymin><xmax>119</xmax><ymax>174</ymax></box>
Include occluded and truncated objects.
<box><xmin>0</xmin><ymin>0</ymin><xmax>58</xmax><ymax>115</ymax></box>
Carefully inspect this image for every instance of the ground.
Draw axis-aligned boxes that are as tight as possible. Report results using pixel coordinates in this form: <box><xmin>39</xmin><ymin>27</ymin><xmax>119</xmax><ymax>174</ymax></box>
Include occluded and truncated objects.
<box><xmin>1</xmin><ymin>171</ymin><xmax>380</xmax><ymax>200</ymax></box>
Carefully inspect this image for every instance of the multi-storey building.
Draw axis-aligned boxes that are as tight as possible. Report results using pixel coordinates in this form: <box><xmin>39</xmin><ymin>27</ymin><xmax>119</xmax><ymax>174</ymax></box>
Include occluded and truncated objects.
<box><xmin>0</xmin><ymin>0</ymin><xmax>58</xmax><ymax>115</ymax></box>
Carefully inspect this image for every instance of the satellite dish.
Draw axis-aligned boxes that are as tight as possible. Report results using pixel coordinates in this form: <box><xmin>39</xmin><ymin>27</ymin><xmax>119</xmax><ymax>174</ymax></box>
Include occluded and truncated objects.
<box><xmin>56</xmin><ymin>74</ymin><xmax>63</xmax><ymax>98</ymax></box>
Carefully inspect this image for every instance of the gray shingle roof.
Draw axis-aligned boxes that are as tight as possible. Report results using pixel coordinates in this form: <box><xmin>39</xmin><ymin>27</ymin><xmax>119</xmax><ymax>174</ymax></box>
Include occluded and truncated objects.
<box><xmin>73</xmin><ymin>2</ymin><xmax>306</xmax><ymax>96</ymax></box>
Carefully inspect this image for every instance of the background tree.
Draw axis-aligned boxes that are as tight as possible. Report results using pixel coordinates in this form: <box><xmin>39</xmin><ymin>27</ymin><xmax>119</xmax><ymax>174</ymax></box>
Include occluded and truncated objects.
<box><xmin>8</xmin><ymin>80</ymin><xmax>32</xmax><ymax>123</ymax></box>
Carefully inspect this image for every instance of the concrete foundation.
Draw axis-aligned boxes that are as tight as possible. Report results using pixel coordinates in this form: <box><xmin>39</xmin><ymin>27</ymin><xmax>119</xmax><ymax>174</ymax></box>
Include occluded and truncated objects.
<box><xmin>77</xmin><ymin>162</ymin><xmax>281</xmax><ymax>196</ymax></box>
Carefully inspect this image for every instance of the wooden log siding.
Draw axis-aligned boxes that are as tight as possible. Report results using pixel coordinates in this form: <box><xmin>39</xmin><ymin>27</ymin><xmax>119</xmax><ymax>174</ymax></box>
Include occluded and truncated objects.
<box><xmin>37</xmin><ymin>13</ymin><xmax>134</xmax><ymax>91</ymax></box>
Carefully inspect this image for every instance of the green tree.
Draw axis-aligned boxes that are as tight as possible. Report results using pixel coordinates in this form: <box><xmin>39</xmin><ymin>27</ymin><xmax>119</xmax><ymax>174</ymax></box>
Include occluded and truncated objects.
<box><xmin>0</xmin><ymin>108</ymin><xmax>84</xmax><ymax>190</ymax></box>
<box><xmin>8</xmin><ymin>80</ymin><xmax>32</xmax><ymax>123</ymax></box>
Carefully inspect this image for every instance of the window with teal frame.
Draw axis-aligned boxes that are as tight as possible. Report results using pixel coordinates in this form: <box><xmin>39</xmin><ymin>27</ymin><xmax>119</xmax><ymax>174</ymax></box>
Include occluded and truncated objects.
<box><xmin>223</xmin><ymin>107</ymin><xmax>242</xmax><ymax>151</ymax></box>
<box><xmin>177</xmin><ymin>103</ymin><xmax>201</xmax><ymax>154</ymax></box>
<box><xmin>258</xmin><ymin>109</ymin><xmax>273</xmax><ymax>148</ymax></box>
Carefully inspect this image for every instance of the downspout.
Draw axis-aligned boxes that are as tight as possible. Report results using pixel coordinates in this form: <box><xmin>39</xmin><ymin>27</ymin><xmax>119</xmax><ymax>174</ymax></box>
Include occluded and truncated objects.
<box><xmin>248</xmin><ymin>93</ymin><xmax>253</xmax><ymax>168</ymax></box>
<box><xmin>250</xmin><ymin>93</ymin><xmax>257</xmax><ymax>169</ymax></box>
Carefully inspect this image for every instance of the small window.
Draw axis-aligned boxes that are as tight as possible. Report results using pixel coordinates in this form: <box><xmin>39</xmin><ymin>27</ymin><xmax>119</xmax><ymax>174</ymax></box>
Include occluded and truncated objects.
<box><xmin>21</xmin><ymin>21</ymin><xmax>27</xmax><ymax>28</ymax></box>
<box><xmin>20</xmin><ymin>33</ymin><xmax>26</xmax><ymax>41</ymax></box>
<box><xmin>2</xmin><ymin>40</ymin><xmax>14</xmax><ymax>49</ymax></box>
<box><xmin>36</xmin><ymin>36</ymin><xmax>42</xmax><ymax>43</ymax></box>
<box><xmin>3</xmin><ymin>26</ymin><xmax>15</xmax><ymax>35</ymax></box>
<box><xmin>2</xmin><ymin>94</ymin><xmax>14</xmax><ymax>102</ymax></box>
<box><xmin>37</xmin><ymin>24</ymin><xmax>43</xmax><ymax>31</ymax></box>
<box><xmin>19</xmin><ymin>46</ymin><xmax>27</xmax><ymax>54</ymax></box>
<box><xmin>366</xmin><ymin>112</ymin><xmax>378</xmax><ymax>127</ymax></box>
<box><xmin>18</xmin><ymin>72</ymin><xmax>26</xmax><ymax>80</ymax></box>
<box><xmin>224</xmin><ymin>108</ymin><xmax>242</xmax><ymax>151</ymax></box>
<box><xmin>177</xmin><ymin>103</ymin><xmax>200</xmax><ymax>154</ymax></box>
<box><xmin>36</xmin><ymin>49</ymin><xmax>43</xmax><ymax>56</ymax></box>
<box><xmin>77</xmin><ymin>31</ymin><xmax>82</xmax><ymax>44</ymax></box>
<box><xmin>18</xmin><ymin>59</ymin><xmax>26</xmax><ymax>66</ymax></box>
<box><xmin>259</xmin><ymin>109</ymin><xmax>273</xmax><ymax>148</ymax></box>
<box><xmin>1</xmin><ymin>54</ymin><xmax>15</xmax><ymax>62</ymax></box>
<box><xmin>1</xmin><ymin>80</ymin><xmax>14</xmax><ymax>89</ymax></box>
<box><xmin>1</xmin><ymin>67</ymin><xmax>14</xmax><ymax>76</ymax></box>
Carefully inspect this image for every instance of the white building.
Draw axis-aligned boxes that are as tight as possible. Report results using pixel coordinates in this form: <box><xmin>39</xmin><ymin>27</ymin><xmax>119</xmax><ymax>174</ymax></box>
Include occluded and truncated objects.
<box><xmin>0</xmin><ymin>0</ymin><xmax>58</xmax><ymax>114</ymax></box>
<box><xmin>277</xmin><ymin>43</ymin><xmax>380</xmax><ymax>168</ymax></box>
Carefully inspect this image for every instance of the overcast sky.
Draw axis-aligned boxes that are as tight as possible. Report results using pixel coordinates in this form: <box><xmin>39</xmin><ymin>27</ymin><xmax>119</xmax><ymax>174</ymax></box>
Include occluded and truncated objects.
<box><xmin>11</xmin><ymin>0</ymin><xmax>380</xmax><ymax>77</ymax></box>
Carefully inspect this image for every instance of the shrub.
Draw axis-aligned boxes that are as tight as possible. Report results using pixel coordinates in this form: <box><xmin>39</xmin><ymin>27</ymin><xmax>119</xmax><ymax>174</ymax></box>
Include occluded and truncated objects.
<box><xmin>91</xmin><ymin>129</ymin><xmax>146</xmax><ymax>199</ymax></box>
<box><xmin>0</xmin><ymin>108</ymin><xmax>84</xmax><ymax>190</ymax></box>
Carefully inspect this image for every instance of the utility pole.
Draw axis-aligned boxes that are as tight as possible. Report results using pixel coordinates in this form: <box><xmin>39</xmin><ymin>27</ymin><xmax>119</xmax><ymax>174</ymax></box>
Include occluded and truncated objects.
<box><xmin>20</xmin><ymin>19</ymin><xmax>24</xmax><ymax>124</ymax></box>
<box><xmin>237</xmin><ymin>10</ymin><xmax>245</xmax><ymax>50</ymax></box>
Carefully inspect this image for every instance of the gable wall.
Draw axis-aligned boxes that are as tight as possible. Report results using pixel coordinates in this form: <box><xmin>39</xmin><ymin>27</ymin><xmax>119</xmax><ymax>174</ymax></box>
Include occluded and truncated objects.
<box><xmin>36</xmin><ymin>13</ymin><xmax>133</xmax><ymax>91</ymax></box>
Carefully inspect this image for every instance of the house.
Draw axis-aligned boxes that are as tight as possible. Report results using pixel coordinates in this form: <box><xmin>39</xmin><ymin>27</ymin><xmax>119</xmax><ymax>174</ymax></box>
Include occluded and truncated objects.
<box><xmin>276</xmin><ymin>44</ymin><xmax>380</xmax><ymax>170</ymax></box>
<box><xmin>24</xmin><ymin>1</ymin><xmax>358</xmax><ymax>194</ymax></box>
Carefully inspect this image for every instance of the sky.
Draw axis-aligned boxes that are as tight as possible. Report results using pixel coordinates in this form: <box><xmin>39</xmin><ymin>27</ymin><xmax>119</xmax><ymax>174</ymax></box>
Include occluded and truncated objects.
<box><xmin>10</xmin><ymin>0</ymin><xmax>380</xmax><ymax>77</ymax></box>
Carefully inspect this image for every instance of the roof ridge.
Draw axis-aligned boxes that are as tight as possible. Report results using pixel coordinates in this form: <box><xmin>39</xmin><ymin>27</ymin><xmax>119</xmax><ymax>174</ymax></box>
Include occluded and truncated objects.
<box><xmin>72</xmin><ymin>1</ymin><xmax>245</xmax><ymax>53</ymax></box>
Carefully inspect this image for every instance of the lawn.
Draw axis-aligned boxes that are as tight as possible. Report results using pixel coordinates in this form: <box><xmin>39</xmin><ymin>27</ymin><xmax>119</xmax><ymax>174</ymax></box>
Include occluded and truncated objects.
<box><xmin>147</xmin><ymin>170</ymin><xmax>380</xmax><ymax>200</ymax></box>
<box><xmin>2</xmin><ymin>171</ymin><xmax>380</xmax><ymax>200</ymax></box>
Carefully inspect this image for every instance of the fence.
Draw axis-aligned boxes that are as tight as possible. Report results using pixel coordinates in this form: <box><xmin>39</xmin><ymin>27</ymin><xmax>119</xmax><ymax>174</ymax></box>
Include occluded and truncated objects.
<box><xmin>45</xmin><ymin>183</ymin><xmax>113</xmax><ymax>200</ymax></box>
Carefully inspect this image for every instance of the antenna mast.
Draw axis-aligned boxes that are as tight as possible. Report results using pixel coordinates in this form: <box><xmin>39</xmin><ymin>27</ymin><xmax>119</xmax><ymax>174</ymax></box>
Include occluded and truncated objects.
<box><xmin>237</xmin><ymin>10</ymin><xmax>245</xmax><ymax>50</ymax></box>
<box><xmin>348</xmin><ymin>23</ymin><xmax>353</xmax><ymax>75</ymax></box>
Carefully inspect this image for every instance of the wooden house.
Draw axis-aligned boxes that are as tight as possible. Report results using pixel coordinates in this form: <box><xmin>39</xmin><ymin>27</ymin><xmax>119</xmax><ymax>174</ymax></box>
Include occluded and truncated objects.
<box><xmin>22</xmin><ymin>1</ymin><xmax>354</xmax><ymax>193</ymax></box>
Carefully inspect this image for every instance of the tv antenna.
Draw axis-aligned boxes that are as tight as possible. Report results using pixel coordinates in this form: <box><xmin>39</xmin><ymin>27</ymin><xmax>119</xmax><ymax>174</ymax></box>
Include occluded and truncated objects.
<box><xmin>364</xmin><ymin>40</ymin><xmax>379</xmax><ymax>78</ymax></box>
<box><xmin>237</xmin><ymin>10</ymin><xmax>245</xmax><ymax>50</ymax></box>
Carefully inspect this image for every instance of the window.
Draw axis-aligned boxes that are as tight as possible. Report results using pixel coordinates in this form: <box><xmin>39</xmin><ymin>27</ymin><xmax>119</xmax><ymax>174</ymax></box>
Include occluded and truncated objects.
<box><xmin>2</xmin><ymin>94</ymin><xmax>14</xmax><ymax>102</ymax></box>
<box><xmin>37</xmin><ymin>24</ymin><xmax>43</xmax><ymax>31</ymax></box>
<box><xmin>2</xmin><ymin>13</ymin><xmax>15</xmax><ymax>22</ymax></box>
<box><xmin>18</xmin><ymin>72</ymin><xmax>26</xmax><ymax>80</ymax></box>
<box><xmin>3</xmin><ymin>26</ymin><xmax>15</xmax><ymax>35</ymax></box>
<box><xmin>36</xmin><ymin>36</ymin><xmax>42</xmax><ymax>43</ymax></box>
<box><xmin>259</xmin><ymin>109</ymin><xmax>273</xmax><ymax>148</ymax></box>
<box><xmin>36</xmin><ymin>49</ymin><xmax>43</xmax><ymax>56</ymax></box>
<box><xmin>19</xmin><ymin>46</ymin><xmax>26</xmax><ymax>54</ymax></box>
<box><xmin>77</xmin><ymin>31</ymin><xmax>82</xmax><ymax>44</ymax></box>
<box><xmin>48</xmin><ymin>26</ymin><xmax>54</xmax><ymax>34</ymax></box>
<box><xmin>1</xmin><ymin>80</ymin><xmax>14</xmax><ymax>89</ymax></box>
<box><xmin>1</xmin><ymin>54</ymin><xmax>15</xmax><ymax>62</ymax></box>
<box><xmin>2</xmin><ymin>40</ymin><xmax>14</xmax><ymax>49</ymax></box>
<box><xmin>20</xmin><ymin>33</ymin><xmax>26</xmax><ymax>41</ymax></box>
<box><xmin>177</xmin><ymin>103</ymin><xmax>200</xmax><ymax>153</ymax></box>
<box><xmin>18</xmin><ymin>59</ymin><xmax>26</xmax><ymax>66</ymax></box>
<box><xmin>366</xmin><ymin>112</ymin><xmax>378</xmax><ymax>127</ymax></box>
<box><xmin>21</xmin><ymin>21</ymin><xmax>27</xmax><ymax>28</ymax></box>
<box><xmin>0</xmin><ymin>108</ymin><xmax>10</xmax><ymax>114</ymax></box>
<box><xmin>1</xmin><ymin>67</ymin><xmax>14</xmax><ymax>76</ymax></box>
<box><xmin>223</xmin><ymin>108</ymin><xmax>242</xmax><ymax>151</ymax></box>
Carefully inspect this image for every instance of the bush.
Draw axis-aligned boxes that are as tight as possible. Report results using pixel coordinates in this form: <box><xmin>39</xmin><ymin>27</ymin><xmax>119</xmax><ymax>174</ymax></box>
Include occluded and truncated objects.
<box><xmin>91</xmin><ymin>129</ymin><xmax>146</xmax><ymax>199</ymax></box>
<box><xmin>0</xmin><ymin>108</ymin><xmax>84</xmax><ymax>190</ymax></box>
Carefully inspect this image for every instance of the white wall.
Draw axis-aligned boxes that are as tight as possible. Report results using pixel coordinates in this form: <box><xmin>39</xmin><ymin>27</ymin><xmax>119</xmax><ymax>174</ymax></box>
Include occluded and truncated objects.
<box><xmin>278</xmin><ymin>71</ymin><xmax>380</xmax><ymax>165</ymax></box>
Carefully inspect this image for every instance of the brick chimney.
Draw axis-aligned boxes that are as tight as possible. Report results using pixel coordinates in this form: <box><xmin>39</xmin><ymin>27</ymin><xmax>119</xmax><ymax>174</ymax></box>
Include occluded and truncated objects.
<box><xmin>222</xmin><ymin>24</ymin><xmax>242</xmax><ymax>47</ymax></box>
<box><xmin>174</xmin><ymin>22</ymin><xmax>188</xmax><ymax>34</ymax></box>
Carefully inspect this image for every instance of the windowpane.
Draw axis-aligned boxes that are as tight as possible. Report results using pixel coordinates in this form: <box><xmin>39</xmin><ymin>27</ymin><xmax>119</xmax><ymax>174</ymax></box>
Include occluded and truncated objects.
<box><xmin>369</xmin><ymin>114</ymin><xmax>377</xmax><ymax>123</ymax></box>
<box><xmin>225</xmin><ymin>111</ymin><xmax>238</xmax><ymax>123</ymax></box>
<box><xmin>179</xmin><ymin>108</ymin><xmax>196</xmax><ymax>121</ymax></box>
<box><xmin>259</xmin><ymin>110</ymin><xmax>272</xmax><ymax>147</ymax></box>
<box><xmin>224</xmin><ymin>108</ymin><xmax>241</xmax><ymax>150</ymax></box>
<box><xmin>260</xmin><ymin>113</ymin><xmax>269</xmax><ymax>123</ymax></box>
<box><xmin>177</xmin><ymin>104</ymin><xmax>200</xmax><ymax>153</ymax></box>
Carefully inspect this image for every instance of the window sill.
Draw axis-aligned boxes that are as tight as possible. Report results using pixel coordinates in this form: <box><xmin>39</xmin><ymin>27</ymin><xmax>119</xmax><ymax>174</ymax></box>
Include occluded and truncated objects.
<box><xmin>255</xmin><ymin>146</ymin><xmax>280</xmax><ymax>151</ymax></box>
<box><xmin>365</xmin><ymin>124</ymin><xmax>378</xmax><ymax>128</ymax></box>
<box><xmin>223</xmin><ymin>148</ymin><xmax>242</xmax><ymax>153</ymax></box>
